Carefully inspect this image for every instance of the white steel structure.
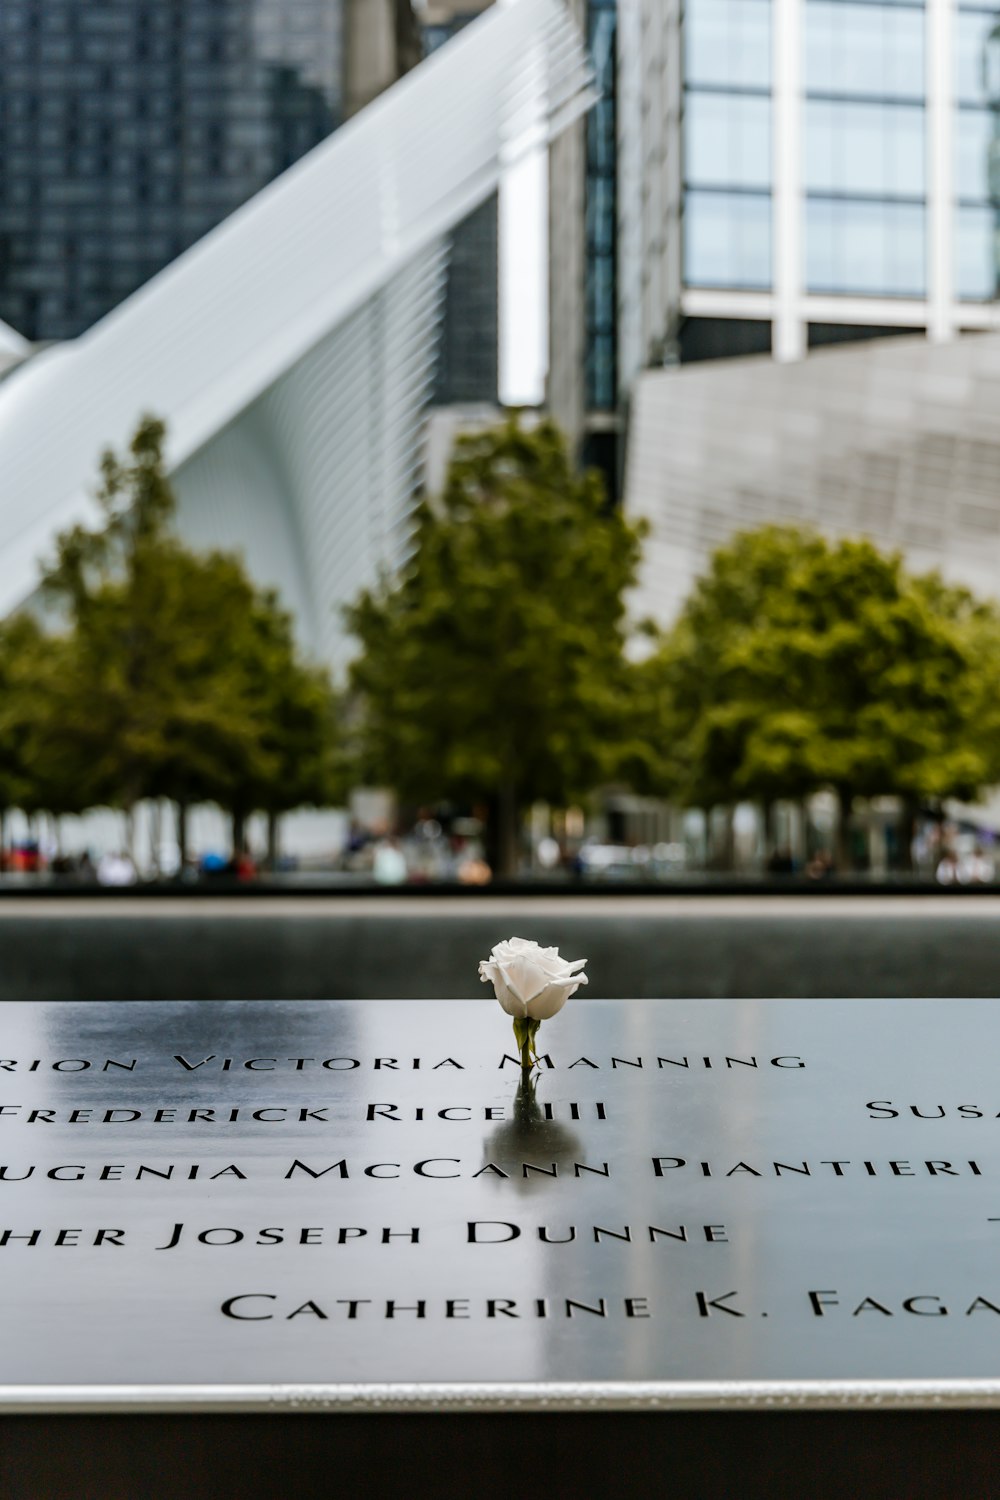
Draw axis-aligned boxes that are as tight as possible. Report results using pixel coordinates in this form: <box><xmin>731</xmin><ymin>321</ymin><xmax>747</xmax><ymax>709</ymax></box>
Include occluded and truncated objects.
<box><xmin>0</xmin><ymin>0</ymin><xmax>594</xmax><ymax>669</ymax></box>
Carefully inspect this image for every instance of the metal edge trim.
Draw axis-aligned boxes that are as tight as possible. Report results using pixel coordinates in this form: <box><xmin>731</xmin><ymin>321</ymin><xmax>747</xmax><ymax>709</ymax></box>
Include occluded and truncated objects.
<box><xmin>4</xmin><ymin>1378</ymin><xmax>1000</xmax><ymax>1413</ymax></box>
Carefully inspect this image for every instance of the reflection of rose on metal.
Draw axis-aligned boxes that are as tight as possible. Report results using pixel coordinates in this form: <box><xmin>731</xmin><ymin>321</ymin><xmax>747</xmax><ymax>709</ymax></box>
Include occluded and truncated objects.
<box><xmin>478</xmin><ymin>936</ymin><xmax>588</xmax><ymax>1070</ymax></box>
<box><xmin>481</xmin><ymin>1073</ymin><xmax>583</xmax><ymax>1196</ymax></box>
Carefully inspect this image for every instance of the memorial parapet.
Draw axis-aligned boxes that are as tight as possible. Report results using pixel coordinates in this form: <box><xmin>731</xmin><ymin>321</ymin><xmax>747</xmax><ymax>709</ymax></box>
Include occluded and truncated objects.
<box><xmin>3</xmin><ymin>996</ymin><xmax>1000</xmax><ymax>1412</ymax></box>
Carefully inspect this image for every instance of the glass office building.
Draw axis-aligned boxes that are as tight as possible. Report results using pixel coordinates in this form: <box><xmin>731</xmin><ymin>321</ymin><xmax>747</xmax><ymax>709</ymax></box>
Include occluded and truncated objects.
<box><xmin>0</xmin><ymin>0</ymin><xmax>343</xmax><ymax>342</ymax></box>
<box><xmin>957</xmin><ymin>3</ymin><xmax>1000</xmax><ymax>299</ymax></box>
<box><xmin>421</xmin><ymin>7</ymin><xmax>498</xmax><ymax>406</ymax></box>
<box><xmin>683</xmin><ymin>0</ymin><xmax>772</xmax><ymax>293</ymax></box>
<box><xmin>678</xmin><ymin>0</ymin><xmax>1000</xmax><ymax>360</ymax></box>
<box><xmin>584</xmin><ymin>0</ymin><xmax>618</xmax><ymax>412</ymax></box>
<box><xmin>803</xmin><ymin>1</ymin><xmax>926</xmax><ymax>300</ymax></box>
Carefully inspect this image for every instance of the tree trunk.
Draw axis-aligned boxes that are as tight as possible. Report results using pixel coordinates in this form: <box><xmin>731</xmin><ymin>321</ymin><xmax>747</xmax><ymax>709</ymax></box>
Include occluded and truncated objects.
<box><xmin>799</xmin><ymin>798</ymin><xmax>812</xmax><ymax>861</ymax></box>
<box><xmin>701</xmin><ymin>805</ymin><xmax>715</xmax><ymax>870</ymax></box>
<box><xmin>761</xmin><ymin>798</ymin><xmax>775</xmax><ymax>866</ymax></box>
<box><xmin>719</xmin><ymin>806</ymin><xmax>736</xmax><ymax>872</ymax></box>
<box><xmin>491</xmin><ymin>781</ymin><xmax>519</xmax><ymax>879</ymax></box>
<box><xmin>232</xmin><ymin>808</ymin><xmax>247</xmax><ymax>862</ymax></box>
<box><xmin>266</xmin><ymin>811</ymin><xmax>279</xmax><ymax>872</ymax></box>
<box><xmin>175</xmin><ymin>801</ymin><xmax>189</xmax><ymax>874</ymax></box>
<box><xmin>834</xmin><ymin>788</ymin><xmax>853</xmax><ymax>874</ymax></box>
<box><xmin>897</xmin><ymin>795</ymin><xmax>918</xmax><ymax>875</ymax></box>
<box><xmin>149</xmin><ymin>799</ymin><xmax>162</xmax><ymax>879</ymax></box>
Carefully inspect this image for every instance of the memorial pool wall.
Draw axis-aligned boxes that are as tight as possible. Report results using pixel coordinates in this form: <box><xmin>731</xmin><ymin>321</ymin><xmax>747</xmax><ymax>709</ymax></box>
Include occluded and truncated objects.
<box><xmin>1</xmin><ymin>893</ymin><xmax>998</xmax><ymax>1002</ymax></box>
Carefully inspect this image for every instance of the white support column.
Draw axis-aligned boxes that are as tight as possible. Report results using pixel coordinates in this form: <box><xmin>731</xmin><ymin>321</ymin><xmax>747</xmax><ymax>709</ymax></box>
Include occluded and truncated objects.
<box><xmin>499</xmin><ymin>26</ymin><xmax>549</xmax><ymax>408</ymax></box>
<box><xmin>927</xmin><ymin>0</ymin><xmax>955</xmax><ymax>342</ymax></box>
<box><xmin>773</xmin><ymin>0</ymin><xmax>805</xmax><ymax>361</ymax></box>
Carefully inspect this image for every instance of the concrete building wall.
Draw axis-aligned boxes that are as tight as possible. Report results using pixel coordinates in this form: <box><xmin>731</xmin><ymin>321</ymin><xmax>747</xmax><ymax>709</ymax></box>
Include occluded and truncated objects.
<box><xmin>624</xmin><ymin>330</ymin><xmax>1000</xmax><ymax>627</ymax></box>
<box><xmin>617</xmin><ymin>0</ymin><xmax>682</xmax><ymax>391</ymax></box>
<box><xmin>344</xmin><ymin>0</ymin><xmax>422</xmax><ymax>118</ymax></box>
<box><xmin>547</xmin><ymin>0</ymin><xmax>588</xmax><ymax>454</ymax></box>
<box><xmin>419</xmin><ymin>3</ymin><xmax>500</xmax><ymax>406</ymax></box>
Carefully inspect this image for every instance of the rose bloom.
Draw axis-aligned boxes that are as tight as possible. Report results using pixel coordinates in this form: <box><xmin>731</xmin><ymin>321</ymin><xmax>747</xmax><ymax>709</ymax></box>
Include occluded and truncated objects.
<box><xmin>479</xmin><ymin>936</ymin><xmax>588</xmax><ymax>1020</ymax></box>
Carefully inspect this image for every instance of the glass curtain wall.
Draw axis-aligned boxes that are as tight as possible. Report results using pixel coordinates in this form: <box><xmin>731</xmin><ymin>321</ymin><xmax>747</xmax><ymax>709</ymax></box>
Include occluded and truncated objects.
<box><xmin>683</xmin><ymin>0</ymin><xmax>773</xmax><ymax>290</ymax></box>
<box><xmin>585</xmin><ymin>0</ymin><xmax>618</xmax><ymax>410</ymax></box>
<box><xmin>680</xmin><ymin>0</ymin><xmax>1000</xmax><ymax>317</ymax></box>
<box><xmin>804</xmin><ymin>0</ymin><xmax>926</xmax><ymax>298</ymax></box>
<box><xmin>422</xmin><ymin>9</ymin><xmax>498</xmax><ymax>404</ymax></box>
<box><xmin>0</xmin><ymin>0</ymin><xmax>342</xmax><ymax>341</ymax></box>
<box><xmin>955</xmin><ymin>3</ymin><xmax>1000</xmax><ymax>299</ymax></box>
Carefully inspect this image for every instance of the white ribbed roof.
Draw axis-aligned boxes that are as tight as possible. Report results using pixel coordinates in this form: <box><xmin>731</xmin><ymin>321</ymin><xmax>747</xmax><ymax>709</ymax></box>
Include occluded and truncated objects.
<box><xmin>0</xmin><ymin>0</ymin><xmax>594</xmax><ymax>619</ymax></box>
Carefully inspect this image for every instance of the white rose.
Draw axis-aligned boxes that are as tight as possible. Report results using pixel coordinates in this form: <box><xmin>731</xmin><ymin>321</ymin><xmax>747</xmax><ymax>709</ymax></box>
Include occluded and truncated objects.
<box><xmin>478</xmin><ymin>936</ymin><xmax>588</xmax><ymax>1020</ymax></box>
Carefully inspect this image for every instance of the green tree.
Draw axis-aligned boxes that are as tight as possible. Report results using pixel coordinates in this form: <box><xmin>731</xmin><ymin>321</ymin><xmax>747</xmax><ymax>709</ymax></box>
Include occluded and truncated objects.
<box><xmin>0</xmin><ymin>616</ymin><xmax>51</xmax><ymax>847</ymax></box>
<box><xmin>650</xmin><ymin>525</ymin><xmax>991</xmax><ymax>870</ymax></box>
<box><xmin>346</xmin><ymin>416</ymin><xmax>646</xmax><ymax>875</ymax></box>
<box><xmin>963</xmin><ymin>598</ymin><xmax>1000</xmax><ymax>788</ymax></box>
<box><xmin>41</xmin><ymin>416</ymin><xmax>337</xmax><ymax>864</ymax></box>
<box><xmin>211</xmin><ymin>580</ymin><xmax>341</xmax><ymax>864</ymax></box>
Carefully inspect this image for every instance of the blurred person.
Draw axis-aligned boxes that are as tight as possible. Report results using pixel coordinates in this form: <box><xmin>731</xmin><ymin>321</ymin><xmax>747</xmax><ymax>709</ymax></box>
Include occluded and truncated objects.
<box><xmin>805</xmin><ymin>850</ymin><xmax>834</xmax><ymax>880</ymax></box>
<box><xmin>457</xmin><ymin>855</ymin><xmax>492</xmax><ymax>885</ymax></box>
<box><xmin>536</xmin><ymin>835</ymin><xmax>561</xmax><ymax>871</ymax></box>
<box><xmin>346</xmin><ymin>822</ymin><xmax>370</xmax><ymax>856</ymax></box>
<box><xmin>960</xmin><ymin>844</ymin><xmax>995</xmax><ymax>884</ymax></box>
<box><xmin>910</xmin><ymin>820</ymin><xmax>940</xmax><ymax>876</ymax></box>
<box><xmin>935</xmin><ymin>848</ymin><xmax>960</xmax><ymax>885</ymax></box>
<box><xmin>97</xmin><ymin>851</ymin><xmax>137</xmax><ymax>887</ymax></box>
<box><xmin>373</xmin><ymin>837</ymin><xmax>407</xmax><ymax>885</ymax></box>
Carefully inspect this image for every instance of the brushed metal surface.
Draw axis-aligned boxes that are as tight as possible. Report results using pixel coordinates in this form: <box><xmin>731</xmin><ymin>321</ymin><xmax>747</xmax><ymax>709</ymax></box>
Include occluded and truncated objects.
<box><xmin>2</xmin><ymin>998</ymin><xmax>1000</xmax><ymax>1408</ymax></box>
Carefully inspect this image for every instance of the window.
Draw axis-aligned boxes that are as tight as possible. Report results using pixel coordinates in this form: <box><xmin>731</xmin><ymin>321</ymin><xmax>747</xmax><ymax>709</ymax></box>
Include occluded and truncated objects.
<box><xmin>806</xmin><ymin>99</ymin><xmax>925</xmax><ymax>196</ymax></box>
<box><xmin>686</xmin><ymin>92</ymin><xmax>771</xmax><ymax>189</ymax></box>
<box><xmin>955</xmin><ymin>9</ymin><xmax>1000</xmax><ymax>105</ymax></box>
<box><xmin>586</xmin><ymin>176</ymin><xmax>615</xmax><ymax>255</ymax></box>
<box><xmin>806</xmin><ymin>198</ymin><xmax>926</xmax><ymax>294</ymax></box>
<box><xmin>805</xmin><ymin>2</ymin><xmax>924</xmax><ymax>100</ymax></box>
<box><xmin>954</xmin><ymin>6</ymin><xmax>1000</xmax><ymax>298</ymax></box>
<box><xmin>685</xmin><ymin>190</ymin><xmax>772</xmax><ymax>287</ymax></box>
<box><xmin>586</xmin><ymin>334</ymin><xmax>616</xmax><ymax>411</ymax></box>
<box><xmin>955</xmin><ymin>203</ymin><xmax>995</xmax><ymax>297</ymax></box>
<box><xmin>956</xmin><ymin>106</ymin><xmax>994</xmax><ymax>200</ymax></box>
<box><xmin>685</xmin><ymin>0</ymin><xmax>771</xmax><ymax>88</ymax></box>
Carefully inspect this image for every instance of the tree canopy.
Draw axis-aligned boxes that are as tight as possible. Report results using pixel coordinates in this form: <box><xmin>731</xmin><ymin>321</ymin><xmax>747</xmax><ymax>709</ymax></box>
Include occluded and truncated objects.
<box><xmin>644</xmin><ymin>524</ymin><xmax>994</xmax><ymax>863</ymax></box>
<box><xmin>0</xmin><ymin>615</ymin><xmax>53</xmax><ymax>824</ymax></box>
<box><xmin>30</xmin><ymin>415</ymin><xmax>338</xmax><ymax>858</ymax></box>
<box><xmin>345</xmin><ymin>416</ymin><xmax>647</xmax><ymax>873</ymax></box>
<box><xmin>4</xmin><ymin>413</ymin><xmax>999</xmax><ymax>882</ymax></box>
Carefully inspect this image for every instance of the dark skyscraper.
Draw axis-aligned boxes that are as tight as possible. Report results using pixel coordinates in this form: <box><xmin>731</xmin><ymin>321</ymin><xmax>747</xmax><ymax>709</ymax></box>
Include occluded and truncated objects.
<box><xmin>0</xmin><ymin>1</ymin><xmax>415</xmax><ymax>343</ymax></box>
<box><xmin>422</xmin><ymin>4</ymin><xmax>498</xmax><ymax>405</ymax></box>
<box><xmin>583</xmin><ymin>0</ymin><xmax>616</xmax><ymax>417</ymax></box>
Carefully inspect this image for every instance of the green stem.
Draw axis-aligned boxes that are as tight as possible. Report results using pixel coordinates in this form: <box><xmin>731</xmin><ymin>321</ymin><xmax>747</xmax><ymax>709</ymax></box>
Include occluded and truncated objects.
<box><xmin>512</xmin><ymin>1016</ymin><xmax>541</xmax><ymax>1071</ymax></box>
